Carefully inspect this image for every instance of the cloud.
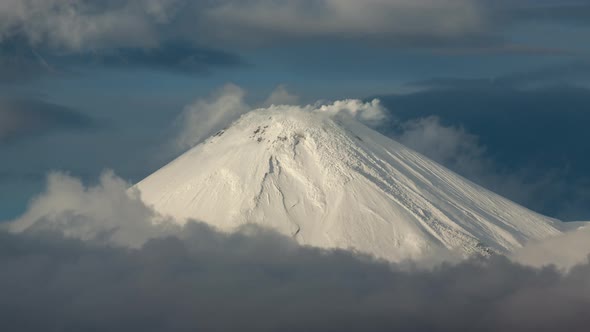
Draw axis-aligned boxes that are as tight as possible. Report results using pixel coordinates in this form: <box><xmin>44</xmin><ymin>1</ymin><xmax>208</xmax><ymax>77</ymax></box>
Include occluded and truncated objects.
<box><xmin>0</xmin><ymin>0</ymin><xmax>487</xmax><ymax>51</ymax></box>
<box><xmin>371</xmin><ymin>114</ymin><xmax>543</xmax><ymax>214</ymax></box>
<box><xmin>316</xmin><ymin>98</ymin><xmax>389</xmax><ymax>126</ymax></box>
<box><xmin>62</xmin><ymin>41</ymin><xmax>244</xmax><ymax>74</ymax></box>
<box><xmin>3</xmin><ymin>0</ymin><xmax>585</xmax><ymax>80</ymax></box>
<box><xmin>390</xmin><ymin>116</ymin><xmax>549</xmax><ymax>216</ymax></box>
<box><xmin>262</xmin><ymin>85</ymin><xmax>300</xmax><ymax>107</ymax></box>
<box><xmin>376</xmin><ymin>84</ymin><xmax>590</xmax><ymax>220</ymax></box>
<box><xmin>7</xmin><ymin>170</ymin><xmax>179</xmax><ymax>248</ymax></box>
<box><xmin>489</xmin><ymin>1</ymin><xmax>590</xmax><ymax>24</ymax></box>
<box><xmin>0</xmin><ymin>0</ymin><xmax>170</xmax><ymax>51</ymax></box>
<box><xmin>172</xmin><ymin>85</ymin><xmax>387</xmax><ymax>153</ymax></box>
<box><xmin>4</xmin><ymin>171</ymin><xmax>590</xmax><ymax>331</ymax></box>
<box><xmin>0</xmin><ymin>37</ymin><xmax>244</xmax><ymax>83</ymax></box>
<box><xmin>395</xmin><ymin>116</ymin><xmax>487</xmax><ymax>174</ymax></box>
<box><xmin>412</xmin><ymin>61</ymin><xmax>590</xmax><ymax>90</ymax></box>
<box><xmin>0</xmin><ymin>98</ymin><xmax>98</xmax><ymax>143</ymax></box>
<box><xmin>513</xmin><ymin>224</ymin><xmax>590</xmax><ymax>269</ymax></box>
<box><xmin>7</xmin><ymin>228</ymin><xmax>590</xmax><ymax>332</ymax></box>
<box><xmin>173</xmin><ymin>84</ymin><xmax>250</xmax><ymax>152</ymax></box>
<box><xmin>199</xmin><ymin>0</ymin><xmax>487</xmax><ymax>46</ymax></box>
<box><xmin>383</xmin><ymin>116</ymin><xmax>551</xmax><ymax>216</ymax></box>
<box><xmin>169</xmin><ymin>82</ymin><xmax>588</xmax><ymax>220</ymax></box>
<box><xmin>0</xmin><ymin>36</ymin><xmax>60</xmax><ymax>83</ymax></box>
<box><xmin>4</xmin><ymin>0</ymin><xmax>585</xmax><ymax>51</ymax></box>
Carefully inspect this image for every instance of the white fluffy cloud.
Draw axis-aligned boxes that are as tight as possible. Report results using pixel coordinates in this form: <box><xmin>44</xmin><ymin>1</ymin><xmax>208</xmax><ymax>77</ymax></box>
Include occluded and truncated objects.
<box><xmin>395</xmin><ymin>116</ymin><xmax>487</xmax><ymax>174</ymax></box>
<box><xmin>8</xmin><ymin>170</ymin><xmax>179</xmax><ymax>248</ymax></box>
<box><xmin>316</xmin><ymin>98</ymin><xmax>389</xmax><ymax>126</ymax></box>
<box><xmin>174</xmin><ymin>84</ymin><xmax>249</xmax><ymax>152</ymax></box>
<box><xmin>0</xmin><ymin>0</ymin><xmax>178</xmax><ymax>51</ymax></box>
<box><xmin>173</xmin><ymin>84</ymin><xmax>388</xmax><ymax>152</ymax></box>
<box><xmin>513</xmin><ymin>224</ymin><xmax>590</xmax><ymax>270</ymax></box>
<box><xmin>262</xmin><ymin>84</ymin><xmax>300</xmax><ymax>107</ymax></box>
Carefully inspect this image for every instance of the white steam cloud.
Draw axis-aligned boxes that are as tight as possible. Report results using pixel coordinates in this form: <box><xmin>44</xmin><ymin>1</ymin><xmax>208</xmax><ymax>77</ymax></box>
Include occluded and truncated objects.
<box><xmin>396</xmin><ymin>116</ymin><xmax>485</xmax><ymax>169</ymax></box>
<box><xmin>173</xmin><ymin>84</ymin><xmax>388</xmax><ymax>152</ymax></box>
<box><xmin>316</xmin><ymin>98</ymin><xmax>389</xmax><ymax>125</ymax></box>
<box><xmin>174</xmin><ymin>84</ymin><xmax>249</xmax><ymax>152</ymax></box>
<box><xmin>262</xmin><ymin>84</ymin><xmax>300</xmax><ymax>107</ymax></box>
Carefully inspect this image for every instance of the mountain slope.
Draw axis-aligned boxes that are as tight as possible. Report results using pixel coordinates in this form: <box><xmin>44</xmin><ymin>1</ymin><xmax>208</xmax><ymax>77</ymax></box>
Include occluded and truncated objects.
<box><xmin>135</xmin><ymin>105</ymin><xmax>562</xmax><ymax>261</ymax></box>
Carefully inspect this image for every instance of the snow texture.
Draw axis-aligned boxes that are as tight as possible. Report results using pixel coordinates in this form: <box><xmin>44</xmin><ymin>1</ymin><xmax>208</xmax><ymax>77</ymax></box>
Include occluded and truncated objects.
<box><xmin>136</xmin><ymin>103</ymin><xmax>563</xmax><ymax>261</ymax></box>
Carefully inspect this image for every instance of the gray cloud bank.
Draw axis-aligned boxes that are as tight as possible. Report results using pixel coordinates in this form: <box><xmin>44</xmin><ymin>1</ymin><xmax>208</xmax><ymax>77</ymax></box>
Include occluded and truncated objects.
<box><xmin>1</xmin><ymin>143</ymin><xmax>590</xmax><ymax>331</ymax></box>
<box><xmin>0</xmin><ymin>0</ymin><xmax>485</xmax><ymax>50</ymax></box>
<box><xmin>3</xmin><ymin>227</ymin><xmax>590</xmax><ymax>332</ymax></box>
<box><xmin>2</xmin><ymin>1</ymin><xmax>586</xmax><ymax>50</ymax></box>
<box><xmin>1</xmin><ymin>0</ymin><xmax>585</xmax><ymax>85</ymax></box>
<box><xmin>3</xmin><ymin>170</ymin><xmax>590</xmax><ymax>332</ymax></box>
<box><xmin>1</xmin><ymin>0</ymin><xmax>585</xmax><ymax>82</ymax></box>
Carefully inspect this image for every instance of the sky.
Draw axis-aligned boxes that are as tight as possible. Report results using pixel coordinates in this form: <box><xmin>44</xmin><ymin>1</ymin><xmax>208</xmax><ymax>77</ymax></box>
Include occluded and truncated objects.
<box><xmin>2</xmin><ymin>1</ymin><xmax>590</xmax><ymax>330</ymax></box>
<box><xmin>2</xmin><ymin>0</ymin><xmax>590</xmax><ymax>221</ymax></box>
<box><xmin>2</xmin><ymin>0</ymin><xmax>590</xmax><ymax>222</ymax></box>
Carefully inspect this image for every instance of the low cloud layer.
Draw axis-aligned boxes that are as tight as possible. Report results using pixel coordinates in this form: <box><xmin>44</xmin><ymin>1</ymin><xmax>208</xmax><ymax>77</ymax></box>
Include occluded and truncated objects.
<box><xmin>3</xmin><ymin>171</ymin><xmax>590</xmax><ymax>331</ymax></box>
<box><xmin>8</xmin><ymin>170</ymin><xmax>179</xmax><ymax>248</ymax></box>
<box><xmin>514</xmin><ymin>224</ymin><xmax>590</xmax><ymax>269</ymax></box>
<box><xmin>4</xmin><ymin>228</ymin><xmax>590</xmax><ymax>332</ymax></box>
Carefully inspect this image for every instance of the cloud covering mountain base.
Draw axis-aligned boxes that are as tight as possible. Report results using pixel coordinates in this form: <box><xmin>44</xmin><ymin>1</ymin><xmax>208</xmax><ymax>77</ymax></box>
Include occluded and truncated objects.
<box><xmin>3</xmin><ymin>226</ymin><xmax>590</xmax><ymax>332</ymax></box>
<box><xmin>2</xmin><ymin>170</ymin><xmax>590</xmax><ymax>331</ymax></box>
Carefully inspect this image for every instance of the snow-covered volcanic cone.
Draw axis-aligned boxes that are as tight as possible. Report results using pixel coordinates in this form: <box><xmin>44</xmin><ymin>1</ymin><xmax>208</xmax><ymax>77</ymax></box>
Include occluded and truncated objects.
<box><xmin>136</xmin><ymin>102</ymin><xmax>562</xmax><ymax>261</ymax></box>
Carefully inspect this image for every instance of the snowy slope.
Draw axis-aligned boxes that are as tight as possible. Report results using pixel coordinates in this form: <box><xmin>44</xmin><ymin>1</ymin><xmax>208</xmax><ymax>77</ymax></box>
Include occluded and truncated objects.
<box><xmin>135</xmin><ymin>104</ymin><xmax>562</xmax><ymax>261</ymax></box>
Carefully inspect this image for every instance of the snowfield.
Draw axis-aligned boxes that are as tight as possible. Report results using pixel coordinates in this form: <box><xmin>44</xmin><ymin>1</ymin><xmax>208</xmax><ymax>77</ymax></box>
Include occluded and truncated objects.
<box><xmin>135</xmin><ymin>104</ymin><xmax>563</xmax><ymax>261</ymax></box>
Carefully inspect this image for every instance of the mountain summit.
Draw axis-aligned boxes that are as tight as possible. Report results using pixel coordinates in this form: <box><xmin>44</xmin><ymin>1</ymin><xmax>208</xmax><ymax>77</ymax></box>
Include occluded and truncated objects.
<box><xmin>136</xmin><ymin>103</ymin><xmax>562</xmax><ymax>261</ymax></box>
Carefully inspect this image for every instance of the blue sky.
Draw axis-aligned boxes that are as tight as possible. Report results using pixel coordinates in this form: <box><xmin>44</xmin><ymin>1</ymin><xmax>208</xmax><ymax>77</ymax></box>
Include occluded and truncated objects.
<box><xmin>1</xmin><ymin>0</ymin><xmax>590</xmax><ymax>221</ymax></box>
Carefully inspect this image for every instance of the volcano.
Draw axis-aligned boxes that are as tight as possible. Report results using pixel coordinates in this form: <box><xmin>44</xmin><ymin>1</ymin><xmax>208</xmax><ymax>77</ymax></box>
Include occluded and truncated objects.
<box><xmin>135</xmin><ymin>102</ymin><xmax>562</xmax><ymax>261</ymax></box>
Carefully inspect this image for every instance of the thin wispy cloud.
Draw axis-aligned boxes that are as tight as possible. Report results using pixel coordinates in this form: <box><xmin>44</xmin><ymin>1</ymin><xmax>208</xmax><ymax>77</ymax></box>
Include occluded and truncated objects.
<box><xmin>0</xmin><ymin>97</ymin><xmax>98</xmax><ymax>143</ymax></box>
